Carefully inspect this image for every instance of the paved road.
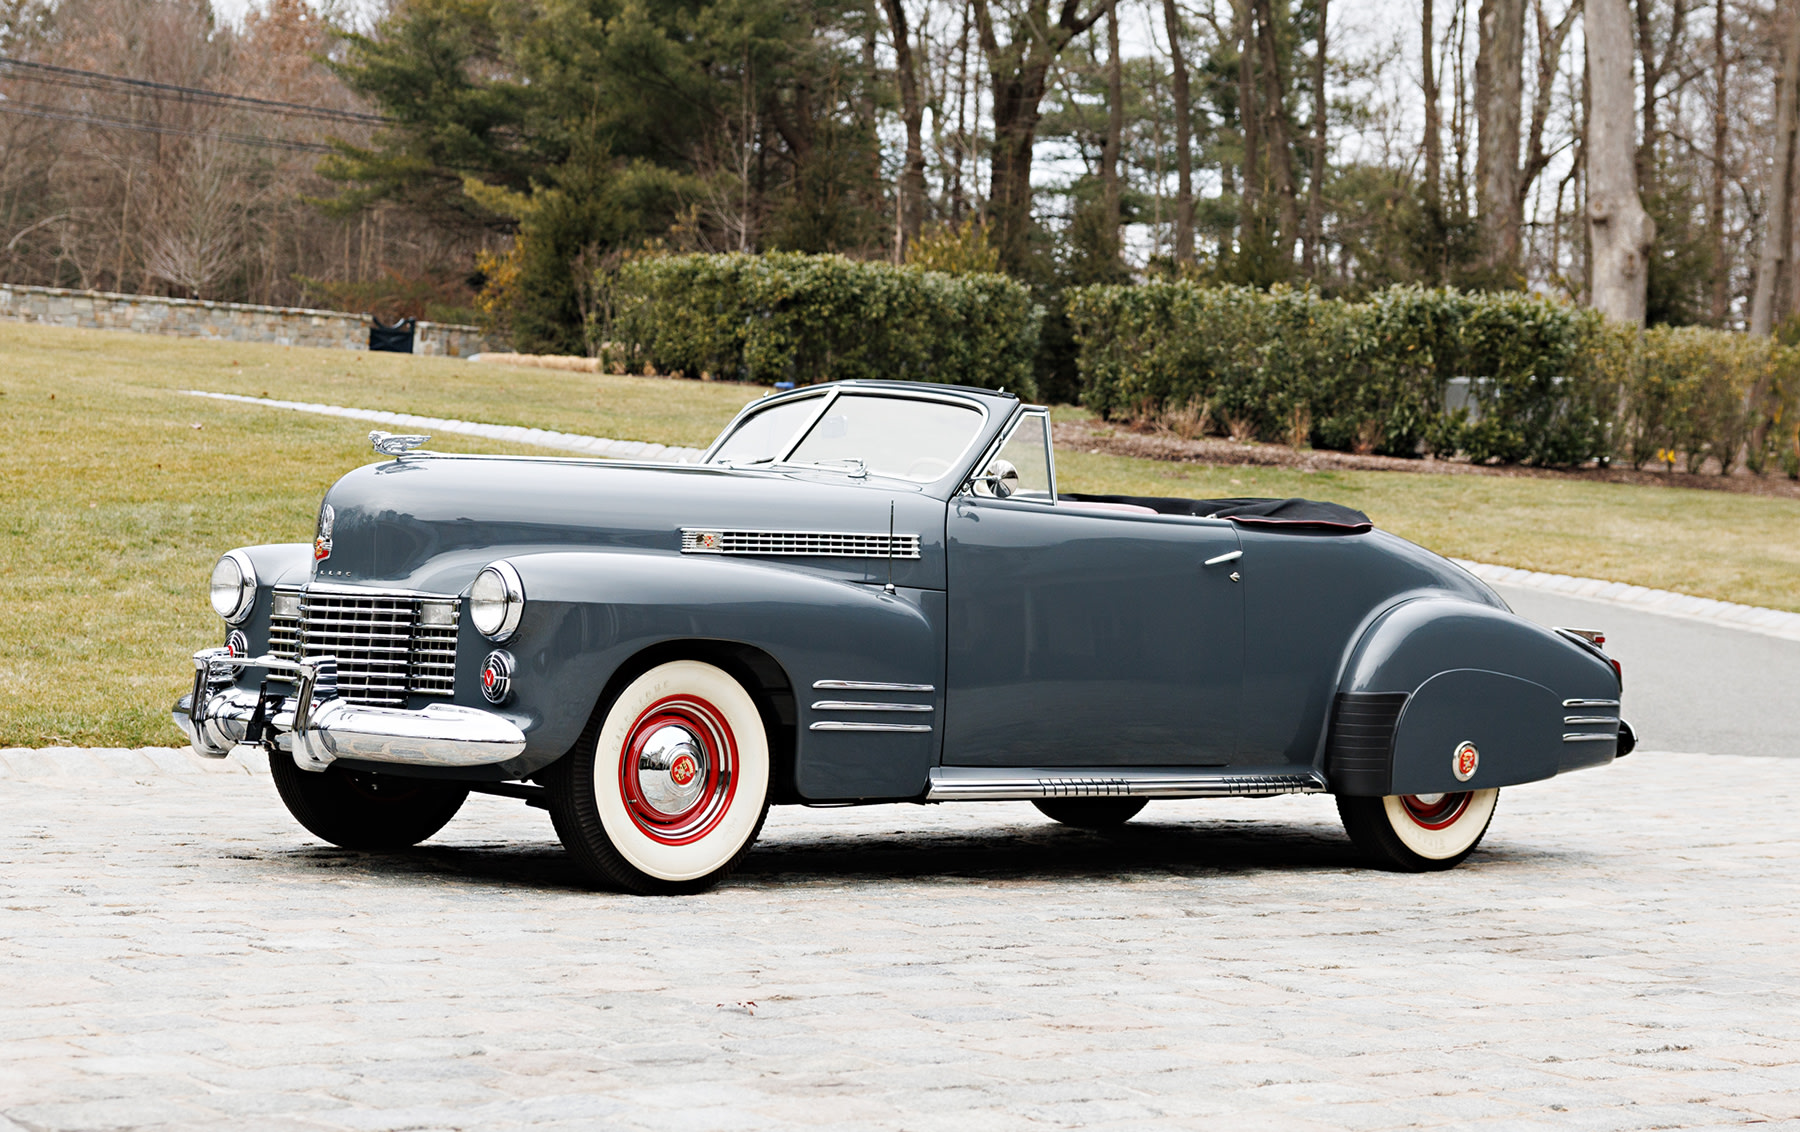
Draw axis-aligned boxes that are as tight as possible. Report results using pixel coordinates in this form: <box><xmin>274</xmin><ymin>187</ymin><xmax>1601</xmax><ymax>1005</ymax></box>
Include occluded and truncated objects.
<box><xmin>1491</xmin><ymin>583</ymin><xmax>1800</xmax><ymax>759</ymax></box>
<box><xmin>2</xmin><ymin>749</ymin><xmax>1797</xmax><ymax>1131</ymax></box>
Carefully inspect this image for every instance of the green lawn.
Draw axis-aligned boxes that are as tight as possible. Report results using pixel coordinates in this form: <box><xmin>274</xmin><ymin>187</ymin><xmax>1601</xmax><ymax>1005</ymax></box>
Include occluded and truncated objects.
<box><xmin>3</xmin><ymin>322</ymin><xmax>1796</xmax><ymax>748</ymax></box>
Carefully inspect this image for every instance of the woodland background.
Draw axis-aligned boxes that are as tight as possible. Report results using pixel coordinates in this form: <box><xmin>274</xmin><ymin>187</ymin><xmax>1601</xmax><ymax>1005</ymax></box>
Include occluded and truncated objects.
<box><xmin>5</xmin><ymin>0</ymin><xmax>1800</xmax><ymax>398</ymax></box>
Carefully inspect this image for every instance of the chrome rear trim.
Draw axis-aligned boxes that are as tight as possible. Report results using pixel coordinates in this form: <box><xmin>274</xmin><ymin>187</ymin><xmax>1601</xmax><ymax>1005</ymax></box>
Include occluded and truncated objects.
<box><xmin>1564</xmin><ymin>716</ymin><xmax>1617</xmax><ymax>726</ymax></box>
<box><xmin>1562</xmin><ymin>733</ymin><xmax>1617</xmax><ymax>743</ymax></box>
<box><xmin>927</xmin><ymin>766</ymin><xmax>1329</xmax><ymax>801</ymax></box>
<box><xmin>811</xmin><ymin>701</ymin><xmax>933</xmax><ymax>713</ymax></box>
<box><xmin>809</xmin><ymin>721</ymin><xmax>933</xmax><ymax>734</ymax></box>
<box><xmin>1563</xmin><ymin>698</ymin><xmax>1621</xmax><ymax>708</ymax></box>
<box><xmin>812</xmin><ymin>679</ymin><xmax>935</xmax><ymax>692</ymax></box>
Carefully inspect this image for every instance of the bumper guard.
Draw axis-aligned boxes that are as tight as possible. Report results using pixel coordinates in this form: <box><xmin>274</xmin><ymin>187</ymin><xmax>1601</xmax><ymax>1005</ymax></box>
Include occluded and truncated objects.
<box><xmin>172</xmin><ymin>648</ymin><xmax>527</xmax><ymax>772</ymax></box>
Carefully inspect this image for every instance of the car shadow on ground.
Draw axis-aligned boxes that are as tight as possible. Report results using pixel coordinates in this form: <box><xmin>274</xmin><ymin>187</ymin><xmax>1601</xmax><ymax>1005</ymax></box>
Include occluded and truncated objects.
<box><xmin>255</xmin><ymin>816</ymin><xmax>1561</xmax><ymax>893</ymax></box>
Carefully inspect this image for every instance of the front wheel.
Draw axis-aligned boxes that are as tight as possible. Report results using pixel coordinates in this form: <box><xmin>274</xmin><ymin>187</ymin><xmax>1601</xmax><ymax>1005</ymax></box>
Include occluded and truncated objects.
<box><xmin>269</xmin><ymin>754</ymin><xmax>468</xmax><ymax>850</ymax></box>
<box><xmin>1336</xmin><ymin>789</ymin><xmax>1499</xmax><ymax>872</ymax></box>
<box><xmin>549</xmin><ymin>660</ymin><xmax>771</xmax><ymax>895</ymax></box>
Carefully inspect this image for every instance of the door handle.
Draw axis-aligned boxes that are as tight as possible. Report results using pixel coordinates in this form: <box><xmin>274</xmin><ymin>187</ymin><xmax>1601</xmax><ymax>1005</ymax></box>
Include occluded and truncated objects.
<box><xmin>1204</xmin><ymin>550</ymin><xmax>1243</xmax><ymax>567</ymax></box>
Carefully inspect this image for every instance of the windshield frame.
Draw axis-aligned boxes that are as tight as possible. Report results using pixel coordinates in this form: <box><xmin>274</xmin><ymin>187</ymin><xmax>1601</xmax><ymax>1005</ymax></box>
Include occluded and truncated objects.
<box><xmin>703</xmin><ymin>387</ymin><xmax>993</xmax><ymax>485</ymax></box>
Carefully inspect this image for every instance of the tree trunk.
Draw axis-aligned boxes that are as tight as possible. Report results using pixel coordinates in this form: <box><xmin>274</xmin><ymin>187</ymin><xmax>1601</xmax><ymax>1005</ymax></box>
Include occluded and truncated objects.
<box><xmin>1747</xmin><ymin>0</ymin><xmax>1800</xmax><ymax>455</ymax></box>
<box><xmin>1255</xmin><ymin>0</ymin><xmax>1301</xmax><ymax>263</ymax></box>
<box><xmin>1709</xmin><ymin>0</ymin><xmax>1729</xmax><ymax>324</ymax></box>
<box><xmin>1303</xmin><ymin>0</ymin><xmax>1327</xmax><ymax>274</ymax></box>
<box><xmin>1475</xmin><ymin>0</ymin><xmax>1525</xmax><ymax>268</ymax></box>
<box><xmin>1236</xmin><ymin>0</ymin><xmax>1261</xmax><ymax>239</ymax></box>
<box><xmin>1423</xmin><ymin>0</ymin><xmax>1442</xmax><ymax>205</ymax></box>
<box><xmin>1750</xmin><ymin>5</ymin><xmax>1800</xmax><ymax>336</ymax></box>
<box><xmin>881</xmin><ymin>0</ymin><xmax>928</xmax><ymax>256</ymax></box>
<box><xmin>972</xmin><ymin>0</ymin><xmax>1117</xmax><ymax>273</ymax></box>
<box><xmin>1164</xmin><ymin>0</ymin><xmax>1194</xmax><ymax>263</ymax></box>
<box><xmin>1102</xmin><ymin>3</ymin><xmax>1124</xmax><ymax>235</ymax></box>
<box><xmin>1586</xmin><ymin>0</ymin><xmax>1655</xmax><ymax>324</ymax></box>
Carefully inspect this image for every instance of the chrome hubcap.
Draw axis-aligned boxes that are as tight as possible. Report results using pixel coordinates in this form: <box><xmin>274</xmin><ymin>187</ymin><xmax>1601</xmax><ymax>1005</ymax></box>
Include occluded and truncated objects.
<box><xmin>636</xmin><ymin>724</ymin><xmax>708</xmax><ymax>815</ymax></box>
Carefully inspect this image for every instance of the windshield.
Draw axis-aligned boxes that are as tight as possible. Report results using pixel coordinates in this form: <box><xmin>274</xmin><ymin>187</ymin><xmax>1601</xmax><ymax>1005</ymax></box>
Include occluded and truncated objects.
<box><xmin>708</xmin><ymin>394</ymin><xmax>825</xmax><ymax>465</ymax></box>
<box><xmin>709</xmin><ymin>392</ymin><xmax>985</xmax><ymax>481</ymax></box>
<box><xmin>786</xmin><ymin>395</ymin><xmax>984</xmax><ymax>480</ymax></box>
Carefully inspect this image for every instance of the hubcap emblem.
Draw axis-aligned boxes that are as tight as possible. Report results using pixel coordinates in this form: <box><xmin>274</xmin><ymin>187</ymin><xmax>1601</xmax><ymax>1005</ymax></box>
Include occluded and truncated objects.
<box><xmin>637</xmin><ymin>723</ymin><xmax>709</xmax><ymax>816</ymax></box>
<box><xmin>1452</xmin><ymin>740</ymin><xmax>1479</xmax><ymax>782</ymax></box>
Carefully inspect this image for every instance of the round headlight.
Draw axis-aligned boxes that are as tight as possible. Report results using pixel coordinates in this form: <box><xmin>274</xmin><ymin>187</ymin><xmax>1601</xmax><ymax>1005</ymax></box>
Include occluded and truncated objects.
<box><xmin>469</xmin><ymin>561</ymin><xmax>524</xmax><ymax>642</ymax></box>
<box><xmin>209</xmin><ymin>551</ymin><xmax>256</xmax><ymax>624</ymax></box>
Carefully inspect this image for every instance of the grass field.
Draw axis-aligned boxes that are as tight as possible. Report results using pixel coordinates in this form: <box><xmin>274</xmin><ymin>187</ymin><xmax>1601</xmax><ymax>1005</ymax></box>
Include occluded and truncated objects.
<box><xmin>3</xmin><ymin>322</ymin><xmax>1797</xmax><ymax>748</ymax></box>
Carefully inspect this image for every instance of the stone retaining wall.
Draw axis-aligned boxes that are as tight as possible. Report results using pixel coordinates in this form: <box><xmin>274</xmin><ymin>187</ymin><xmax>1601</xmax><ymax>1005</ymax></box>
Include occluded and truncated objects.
<box><xmin>0</xmin><ymin>282</ymin><xmax>490</xmax><ymax>358</ymax></box>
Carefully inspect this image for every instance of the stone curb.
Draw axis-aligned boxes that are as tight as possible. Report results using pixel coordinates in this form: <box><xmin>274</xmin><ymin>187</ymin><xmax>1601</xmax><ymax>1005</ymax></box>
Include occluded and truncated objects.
<box><xmin>184</xmin><ymin>391</ymin><xmax>709</xmax><ymax>464</ymax></box>
<box><xmin>0</xmin><ymin>746</ymin><xmax>267</xmax><ymax>779</ymax></box>
<box><xmin>1454</xmin><ymin>559</ymin><xmax>1800</xmax><ymax>643</ymax></box>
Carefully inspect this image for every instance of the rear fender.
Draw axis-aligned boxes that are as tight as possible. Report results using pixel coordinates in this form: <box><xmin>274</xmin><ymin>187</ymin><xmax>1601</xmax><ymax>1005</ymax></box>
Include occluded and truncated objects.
<box><xmin>492</xmin><ymin>551</ymin><xmax>944</xmax><ymax>797</ymax></box>
<box><xmin>1331</xmin><ymin>598</ymin><xmax>1622</xmax><ymax>796</ymax></box>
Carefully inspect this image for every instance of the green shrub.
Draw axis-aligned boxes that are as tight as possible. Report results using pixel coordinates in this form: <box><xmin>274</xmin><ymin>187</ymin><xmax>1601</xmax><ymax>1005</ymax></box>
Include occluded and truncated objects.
<box><xmin>612</xmin><ymin>252</ymin><xmax>1042</xmax><ymax>395</ymax></box>
<box><xmin>1070</xmin><ymin>282</ymin><xmax>1800</xmax><ymax>469</ymax></box>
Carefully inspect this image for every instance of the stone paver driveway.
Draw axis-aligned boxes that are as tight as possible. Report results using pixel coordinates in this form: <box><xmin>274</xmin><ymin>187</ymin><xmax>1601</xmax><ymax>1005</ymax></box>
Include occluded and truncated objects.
<box><xmin>1</xmin><ymin>749</ymin><xmax>1795</xmax><ymax>1131</ymax></box>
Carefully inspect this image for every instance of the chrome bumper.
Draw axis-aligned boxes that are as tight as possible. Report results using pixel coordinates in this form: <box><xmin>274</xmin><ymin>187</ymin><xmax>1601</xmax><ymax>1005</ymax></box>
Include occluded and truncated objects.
<box><xmin>172</xmin><ymin>648</ymin><xmax>527</xmax><ymax>772</ymax></box>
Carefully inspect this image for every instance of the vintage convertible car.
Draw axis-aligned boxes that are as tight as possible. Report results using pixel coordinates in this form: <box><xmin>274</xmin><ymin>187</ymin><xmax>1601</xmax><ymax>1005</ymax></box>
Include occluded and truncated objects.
<box><xmin>174</xmin><ymin>380</ymin><xmax>1635</xmax><ymax>892</ymax></box>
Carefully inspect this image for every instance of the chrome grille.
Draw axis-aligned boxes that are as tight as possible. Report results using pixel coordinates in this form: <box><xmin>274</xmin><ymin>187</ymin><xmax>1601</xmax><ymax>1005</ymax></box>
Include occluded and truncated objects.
<box><xmin>264</xmin><ymin>585</ymin><xmax>458</xmax><ymax>706</ymax></box>
<box><xmin>681</xmin><ymin>528</ymin><xmax>921</xmax><ymax>559</ymax></box>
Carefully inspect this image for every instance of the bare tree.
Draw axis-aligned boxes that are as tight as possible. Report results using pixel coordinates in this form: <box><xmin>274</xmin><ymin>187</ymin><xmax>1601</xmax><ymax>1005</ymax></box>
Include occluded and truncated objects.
<box><xmin>1423</xmin><ymin>0</ymin><xmax>1443</xmax><ymax>204</ymax></box>
<box><xmin>1163</xmin><ymin>0</ymin><xmax>1195</xmax><ymax>263</ymax></box>
<box><xmin>1708</xmin><ymin>0</ymin><xmax>1730</xmax><ymax>323</ymax></box>
<box><xmin>881</xmin><ymin>0</ymin><xmax>928</xmax><ymax>254</ymax></box>
<box><xmin>1477</xmin><ymin>0</ymin><xmax>1526</xmax><ymax>269</ymax></box>
<box><xmin>1587</xmin><ymin>0</ymin><xmax>1656</xmax><ymax>322</ymax></box>
<box><xmin>1302</xmin><ymin>0</ymin><xmax>1327</xmax><ymax>273</ymax></box>
<box><xmin>969</xmin><ymin>0</ymin><xmax>1118</xmax><ymax>271</ymax></box>
<box><xmin>1102</xmin><ymin>2</ymin><xmax>1124</xmax><ymax>239</ymax></box>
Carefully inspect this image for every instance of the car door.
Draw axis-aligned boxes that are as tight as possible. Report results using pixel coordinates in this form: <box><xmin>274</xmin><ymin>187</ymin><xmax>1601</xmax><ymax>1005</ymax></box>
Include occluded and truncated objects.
<box><xmin>943</xmin><ymin>412</ymin><xmax>1245</xmax><ymax>767</ymax></box>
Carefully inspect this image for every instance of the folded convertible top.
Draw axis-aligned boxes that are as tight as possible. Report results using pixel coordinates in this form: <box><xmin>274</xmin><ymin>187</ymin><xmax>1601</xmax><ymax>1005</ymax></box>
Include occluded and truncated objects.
<box><xmin>1060</xmin><ymin>494</ymin><xmax>1374</xmax><ymax>532</ymax></box>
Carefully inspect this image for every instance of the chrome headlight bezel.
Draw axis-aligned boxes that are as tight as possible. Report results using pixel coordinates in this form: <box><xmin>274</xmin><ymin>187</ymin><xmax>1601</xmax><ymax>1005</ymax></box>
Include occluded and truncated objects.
<box><xmin>469</xmin><ymin>561</ymin><xmax>525</xmax><ymax>642</ymax></box>
<box><xmin>209</xmin><ymin>550</ymin><xmax>257</xmax><ymax>625</ymax></box>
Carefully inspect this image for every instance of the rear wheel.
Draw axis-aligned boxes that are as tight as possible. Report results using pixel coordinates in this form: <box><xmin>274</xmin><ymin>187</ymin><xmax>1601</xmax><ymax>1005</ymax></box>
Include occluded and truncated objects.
<box><xmin>1032</xmin><ymin>797</ymin><xmax>1148</xmax><ymax>828</ymax></box>
<box><xmin>269</xmin><ymin>754</ymin><xmax>468</xmax><ymax>850</ymax></box>
<box><xmin>1337</xmin><ymin>789</ymin><xmax>1499</xmax><ymax>871</ymax></box>
<box><xmin>549</xmin><ymin>660</ymin><xmax>771</xmax><ymax>895</ymax></box>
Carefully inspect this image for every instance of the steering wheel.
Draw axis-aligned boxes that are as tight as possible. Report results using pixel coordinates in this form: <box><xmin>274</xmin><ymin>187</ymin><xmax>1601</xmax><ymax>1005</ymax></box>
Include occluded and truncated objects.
<box><xmin>903</xmin><ymin>457</ymin><xmax>952</xmax><ymax>479</ymax></box>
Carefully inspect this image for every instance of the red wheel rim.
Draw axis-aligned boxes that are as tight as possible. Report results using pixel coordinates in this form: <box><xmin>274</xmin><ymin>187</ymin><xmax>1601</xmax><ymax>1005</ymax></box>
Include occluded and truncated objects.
<box><xmin>1398</xmin><ymin>792</ymin><xmax>1472</xmax><ymax>830</ymax></box>
<box><xmin>617</xmin><ymin>694</ymin><xmax>739</xmax><ymax>845</ymax></box>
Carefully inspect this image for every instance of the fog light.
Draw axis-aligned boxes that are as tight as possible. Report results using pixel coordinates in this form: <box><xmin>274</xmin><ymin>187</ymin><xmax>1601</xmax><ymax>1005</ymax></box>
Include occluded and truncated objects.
<box><xmin>481</xmin><ymin>650</ymin><xmax>514</xmax><ymax>704</ymax></box>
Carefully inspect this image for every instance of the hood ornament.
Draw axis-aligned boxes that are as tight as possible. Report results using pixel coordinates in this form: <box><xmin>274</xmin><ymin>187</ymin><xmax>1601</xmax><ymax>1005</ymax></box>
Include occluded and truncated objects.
<box><xmin>370</xmin><ymin>430</ymin><xmax>431</xmax><ymax>456</ymax></box>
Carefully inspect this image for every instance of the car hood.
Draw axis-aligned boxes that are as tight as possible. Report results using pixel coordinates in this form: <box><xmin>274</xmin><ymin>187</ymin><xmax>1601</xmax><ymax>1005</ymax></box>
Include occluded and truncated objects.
<box><xmin>314</xmin><ymin>456</ymin><xmax>949</xmax><ymax>594</ymax></box>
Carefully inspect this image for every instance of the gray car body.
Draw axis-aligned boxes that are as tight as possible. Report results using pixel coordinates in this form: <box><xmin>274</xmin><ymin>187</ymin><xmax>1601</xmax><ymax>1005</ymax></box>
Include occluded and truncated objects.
<box><xmin>211</xmin><ymin>380</ymin><xmax>1624</xmax><ymax>801</ymax></box>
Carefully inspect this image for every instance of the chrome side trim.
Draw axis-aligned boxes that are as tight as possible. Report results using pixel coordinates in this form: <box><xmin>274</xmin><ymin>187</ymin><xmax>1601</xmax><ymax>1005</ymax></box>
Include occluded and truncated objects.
<box><xmin>1563</xmin><ymin>698</ymin><xmax>1621</xmax><ymax>708</ymax></box>
<box><xmin>808</xmin><ymin>721</ymin><xmax>933</xmax><ymax>733</ymax></box>
<box><xmin>680</xmin><ymin>528</ymin><xmax>922</xmax><ymax>559</ymax></box>
<box><xmin>812</xmin><ymin>680</ymin><xmax>936</xmax><ymax>692</ymax></box>
<box><xmin>926</xmin><ymin>766</ymin><xmax>1329</xmax><ymax>802</ymax></box>
<box><xmin>1564</xmin><ymin>716</ymin><xmax>1617</xmax><ymax>726</ymax></box>
<box><xmin>1562</xmin><ymin>733</ymin><xmax>1617</xmax><ymax>743</ymax></box>
<box><xmin>811</xmin><ymin>700</ymin><xmax>933</xmax><ymax>712</ymax></box>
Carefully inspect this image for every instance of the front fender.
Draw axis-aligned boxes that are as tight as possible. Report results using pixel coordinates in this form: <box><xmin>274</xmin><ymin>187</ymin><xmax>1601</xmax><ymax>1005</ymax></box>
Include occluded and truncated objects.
<box><xmin>1330</xmin><ymin>597</ymin><xmax>1622</xmax><ymax>796</ymax></box>
<box><xmin>489</xmin><ymin>550</ymin><xmax>944</xmax><ymax>796</ymax></box>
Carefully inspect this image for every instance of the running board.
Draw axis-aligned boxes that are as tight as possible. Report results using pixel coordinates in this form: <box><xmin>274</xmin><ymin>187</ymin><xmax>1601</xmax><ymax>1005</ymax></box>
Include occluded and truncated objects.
<box><xmin>925</xmin><ymin>766</ymin><xmax>1330</xmax><ymax>802</ymax></box>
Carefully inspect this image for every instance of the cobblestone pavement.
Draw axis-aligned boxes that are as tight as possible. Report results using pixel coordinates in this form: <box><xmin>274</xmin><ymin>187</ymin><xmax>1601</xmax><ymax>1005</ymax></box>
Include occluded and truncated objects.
<box><xmin>2</xmin><ymin>749</ymin><xmax>1796</xmax><ymax>1131</ymax></box>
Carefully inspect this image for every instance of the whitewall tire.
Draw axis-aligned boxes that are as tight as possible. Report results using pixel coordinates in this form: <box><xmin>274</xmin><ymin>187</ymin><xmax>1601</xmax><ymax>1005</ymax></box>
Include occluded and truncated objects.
<box><xmin>550</xmin><ymin>660</ymin><xmax>771</xmax><ymax>894</ymax></box>
<box><xmin>1336</xmin><ymin>789</ymin><xmax>1499</xmax><ymax>872</ymax></box>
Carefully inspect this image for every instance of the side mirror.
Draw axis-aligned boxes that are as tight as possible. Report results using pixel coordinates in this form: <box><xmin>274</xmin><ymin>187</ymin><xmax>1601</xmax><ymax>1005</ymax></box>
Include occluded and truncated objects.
<box><xmin>972</xmin><ymin>459</ymin><xmax>1019</xmax><ymax>499</ymax></box>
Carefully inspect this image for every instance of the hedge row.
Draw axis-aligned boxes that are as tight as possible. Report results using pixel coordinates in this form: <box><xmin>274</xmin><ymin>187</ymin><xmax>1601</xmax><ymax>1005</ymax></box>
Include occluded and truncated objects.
<box><xmin>1069</xmin><ymin>283</ymin><xmax>1800</xmax><ymax>471</ymax></box>
<box><xmin>609</xmin><ymin>252</ymin><xmax>1042</xmax><ymax>395</ymax></box>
